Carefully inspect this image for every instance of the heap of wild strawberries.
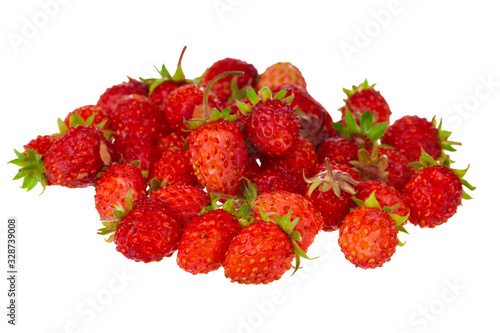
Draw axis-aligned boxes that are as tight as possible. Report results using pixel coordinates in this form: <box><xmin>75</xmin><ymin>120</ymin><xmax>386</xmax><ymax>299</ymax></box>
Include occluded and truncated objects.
<box><xmin>9</xmin><ymin>47</ymin><xmax>475</xmax><ymax>285</ymax></box>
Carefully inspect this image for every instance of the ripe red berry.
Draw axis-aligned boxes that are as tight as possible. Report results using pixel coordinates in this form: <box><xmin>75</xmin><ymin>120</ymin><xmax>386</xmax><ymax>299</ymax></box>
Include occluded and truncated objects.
<box><xmin>150</xmin><ymin>149</ymin><xmax>198</xmax><ymax>187</ymax></box>
<box><xmin>97</xmin><ymin>78</ymin><xmax>149</xmax><ymax>114</ymax></box>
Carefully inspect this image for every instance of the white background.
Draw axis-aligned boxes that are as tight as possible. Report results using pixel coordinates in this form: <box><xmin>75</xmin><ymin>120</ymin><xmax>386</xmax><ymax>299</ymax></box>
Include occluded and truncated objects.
<box><xmin>1</xmin><ymin>1</ymin><xmax>499</xmax><ymax>332</ymax></box>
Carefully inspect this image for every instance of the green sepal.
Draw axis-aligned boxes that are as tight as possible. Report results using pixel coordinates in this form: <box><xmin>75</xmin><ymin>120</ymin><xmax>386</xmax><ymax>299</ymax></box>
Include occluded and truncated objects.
<box><xmin>258</xmin><ymin>86</ymin><xmax>272</xmax><ymax>103</ymax></box>
<box><xmin>58</xmin><ymin>118</ymin><xmax>69</xmax><ymax>135</ymax></box>
<box><xmin>432</xmin><ymin>117</ymin><xmax>462</xmax><ymax>158</ymax></box>
<box><xmin>237</xmin><ymin>101</ymin><xmax>253</xmax><ymax>115</ymax></box>
<box><xmin>350</xmin><ymin>147</ymin><xmax>390</xmax><ymax>182</ymax></box>
<box><xmin>149</xmin><ymin>178</ymin><xmax>167</xmax><ymax>192</ymax></box>
<box><xmin>227</xmin><ymin>76</ymin><xmax>251</xmax><ymax>103</ymax></box>
<box><xmin>334</xmin><ymin>108</ymin><xmax>387</xmax><ymax>148</ymax></box>
<box><xmin>304</xmin><ymin>158</ymin><xmax>358</xmax><ymax>198</ymax></box>
<box><xmin>8</xmin><ymin>149</ymin><xmax>47</xmax><ymax>194</ymax></box>
<box><xmin>247</xmin><ymin>87</ymin><xmax>259</xmax><ymax>105</ymax></box>
<box><xmin>343</xmin><ymin>79</ymin><xmax>376</xmax><ymax>98</ymax></box>
<box><xmin>273</xmin><ymin>88</ymin><xmax>289</xmax><ymax>101</ymax></box>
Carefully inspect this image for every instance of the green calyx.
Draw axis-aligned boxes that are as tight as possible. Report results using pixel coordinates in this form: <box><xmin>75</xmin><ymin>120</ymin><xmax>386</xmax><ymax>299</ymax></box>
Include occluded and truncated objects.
<box><xmin>201</xmin><ymin>189</ymin><xmax>254</xmax><ymax>228</ymax></box>
<box><xmin>258</xmin><ymin>205</ymin><xmax>312</xmax><ymax>275</ymax></box>
<box><xmin>409</xmin><ymin>149</ymin><xmax>476</xmax><ymax>200</ymax></box>
<box><xmin>8</xmin><ymin>149</ymin><xmax>47</xmax><ymax>194</ymax></box>
<box><xmin>304</xmin><ymin>158</ymin><xmax>359</xmax><ymax>198</ymax></box>
<box><xmin>184</xmin><ymin>107</ymin><xmax>238</xmax><ymax>131</ymax></box>
<box><xmin>350</xmin><ymin>147</ymin><xmax>389</xmax><ymax>182</ymax></box>
<box><xmin>58</xmin><ymin>113</ymin><xmax>112</xmax><ymax>138</ymax></box>
<box><xmin>333</xmin><ymin>108</ymin><xmax>387</xmax><ymax>149</ymax></box>
<box><xmin>227</xmin><ymin>76</ymin><xmax>254</xmax><ymax>103</ymax></box>
<box><xmin>432</xmin><ymin>117</ymin><xmax>462</xmax><ymax>160</ymax></box>
<box><xmin>97</xmin><ymin>190</ymin><xmax>135</xmax><ymax>243</ymax></box>
<box><xmin>237</xmin><ymin>86</ymin><xmax>294</xmax><ymax>115</ymax></box>
<box><xmin>140</xmin><ymin>46</ymin><xmax>192</xmax><ymax>95</ymax></box>
<box><xmin>343</xmin><ymin>79</ymin><xmax>376</xmax><ymax>98</ymax></box>
<box><xmin>352</xmin><ymin>191</ymin><xmax>409</xmax><ymax>246</ymax></box>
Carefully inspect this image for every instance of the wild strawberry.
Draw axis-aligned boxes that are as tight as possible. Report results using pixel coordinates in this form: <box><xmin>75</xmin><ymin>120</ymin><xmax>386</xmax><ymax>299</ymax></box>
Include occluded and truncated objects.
<box><xmin>404</xmin><ymin>151</ymin><xmax>474</xmax><ymax>228</ymax></box>
<box><xmin>64</xmin><ymin>105</ymin><xmax>113</xmax><ymax>131</ymax></box>
<box><xmin>113</xmin><ymin>197</ymin><xmax>183</xmax><ymax>262</ymax></box>
<box><xmin>339</xmin><ymin>193</ymin><xmax>408</xmax><ymax>269</ymax></box>
<box><xmin>381</xmin><ymin>116</ymin><xmax>460</xmax><ymax>162</ymax></box>
<box><xmin>238</xmin><ymin>87</ymin><xmax>299</xmax><ymax>157</ymax></box>
<box><xmin>256</xmin><ymin>62</ymin><xmax>307</xmax><ymax>91</ymax></box>
<box><xmin>156</xmin><ymin>132</ymin><xmax>187</xmax><ymax>154</ymax></box>
<box><xmin>305</xmin><ymin>159</ymin><xmax>359</xmax><ymax>232</ymax></box>
<box><xmin>260</xmin><ymin>135</ymin><xmax>319</xmax><ymax>178</ymax></box>
<box><xmin>163</xmin><ymin>84</ymin><xmax>222</xmax><ymax>133</ymax></box>
<box><xmin>201</xmin><ymin>58</ymin><xmax>258</xmax><ymax>102</ymax></box>
<box><xmin>150</xmin><ymin>185</ymin><xmax>210</xmax><ymax>229</ymax></box>
<box><xmin>23</xmin><ymin>134</ymin><xmax>58</xmax><ymax>155</ymax></box>
<box><xmin>111</xmin><ymin>136</ymin><xmax>160</xmax><ymax>176</ymax></box>
<box><xmin>97</xmin><ymin>77</ymin><xmax>149</xmax><ymax>114</ymax></box>
<box><xmin>177</xmin><ymin>209</ymin><xmax>242</xmax><ymax>274</ymax></box>
<box><xmin>94</xmin><ymin>163</ymin><xmax>147</xmax><ymax>218</ymax></box>
<box><xmin>340</xmin><ymin>79</ymin><xmax>391</xmax><ymax>124</ymax></box>
<box><xmin>351</xmin><ymin>147</ymin><xmax>414</xmax><ymax>193</ymax></box>
<box><xmin>317</xmin><ymin>136</ymin><xmax>359</xmax><ymax>166</ymax></box>
<box><xmin>150</xmin><ymin>149</ymin><xmax>198</xmax><ymax>187</ymax></box>
<box><xmin>10</xmin><ymin>125</ymin><xmax>112</xmax><ymax>191</ymax></box>
<box><xmin>251</xmin><ymin>166</ymin><xmax>307</xmax><ymax>195</ymax></box>
<box><xmin>243</xmin><ymin>153</ymin><xmax>261</xmax><ymax>180</ymax></box>
<box><xmin>356</xmin><ymin>180</ymin><xmax>410</xmax><ymax>220</ymax></box>
<box><xmin>112</xmin><ymin>94</ymin><xmax>169</xmax><ymax>143</ymax></box>
<box><xmin>253</xmin><ymin>190</ymin><xmax>324</xmax><ymax>252</ymax></box>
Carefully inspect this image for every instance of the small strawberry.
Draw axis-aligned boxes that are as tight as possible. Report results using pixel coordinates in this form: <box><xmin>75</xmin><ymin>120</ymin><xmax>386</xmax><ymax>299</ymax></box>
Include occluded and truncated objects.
<box><xmin>150</xmin><ymin>185</ymin><xmax>210</xmax><ymax>229</ymax></box>
<box><xmin>238</xmin><ymin>87</ymin><xmax>299</xmax><ymax>157</ymax></box>
<box><xmin>23</xmin><ymin>134</ymin><xmax>58</xmax><ymax>155</ymax></box>
<box><xmin>177</xmin><ymin>209</ymin><xmax>242</xmax><ymax>275</ymax></box>
<box><xmin>404</xmin><ymin>151</ymin><xmax>474</xmax><ymax>228</ymax></box>
<box><xmin>351</xmin><ymin>147</ymin><xmax>414</xmax><ymax>193</ymax></box>
<box><xmin>256</xmin><ymin>62</ymin><xmax>307</xmax><ymax>91</ymax></box>
<box><xmin>97</xmin><ymin>77</ymin><xmax>149</xmax><ymax>114</ymax></box>
<box><xmin>356</xmin><ymin>180</ymin><xmax>410</xmax><ymax>221</ymax></box>
<box><xmin>156</xmin><ymin>132</ymin><xmax>187</xmax><ymax>154</ymax></box>
<box><xmin>260</xmin><ymin>135</ymin><xmax>319</xmax><ymax>178</ymax></box>
<box><xmin>251</xmin><ymin>165</ymin><xmax>307</xmax><ymax>195</ymax></box>
<box><xmin>339</xmin><ymin>193</ymin><xmax>408</xmax><ymax>269</ymax></box>
<box><xmin>201</xmin><ymin>57</ymin><xmax>258</xmax><ymax>102</ymax></box>
<box><xmin>112</xmin><ymin>94</ymin><xmax>169</xmax><ymax>143</ymax></box>
<box><xmin>64</xmin><ymin>105</ymin><xmax>113</xmax><ymax>131</ymax></box>
<box><xmin>317</xmin><ymin>136</ymin><xmax>359</xmax><ymax>166</ymax></box>
<box><xmin>305</xmin><ymin>159</ymin><xmax>360</xmax><ymax>232</ymax></box>
<box><xmin>253</xmin><ymin>190</ymin><xmax>324</xmax><ymax>252</ymax></box>
<box><xmin>340</xmin><ymin>79</ymin><xmax>391</xmax><ymax>124</ymax></box>
<box><xmin>112</xmin><ymin>197</ymin><xmax>183</xmax><ymax>263</ymax></box>
<box><xmin>381</xmin><ymin>116</ymin><xmax>460</xmax><ymax>162</ymax></box>
<box><xmin>10</xmin><ymin>125</ymin><xmax>112</xmax><ymax>191</ymax></box>
<box><xmin>150</xmin><ymin>149</ymin><xmax>199</xmax><ymax>187</ymax></box>
<box><xmin>111</xmin><ymin>136</ymin><xmax>160</xmax><ymax>177</ymax></box>
<box><xmin>94</xmin><ymin>163</ymin><xmax>147</xmax><ymax>218</ymax></box>
<box><xmin>163</xmin><ymin>84</ymin><xmax>222</xmax><ymax>133</ymax></box>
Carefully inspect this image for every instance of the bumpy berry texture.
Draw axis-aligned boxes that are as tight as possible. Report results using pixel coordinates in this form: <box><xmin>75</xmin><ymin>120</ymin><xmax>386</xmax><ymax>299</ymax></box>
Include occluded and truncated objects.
<box><xmin>404</xmin><ymin>165</ymin><xmax>463</xmax><ymax>228</ymax></box>
<box><xmin>254</xmin><ymin>191</ymin><xmax>324</xmax><ymax>252</ymax></box>
<box><xmin>356</xmin><ymin>181</ymin><xmax>410</xmax><ymax>220</ymax></box>
<box><xmin>150</xmin><ymin>149</ymin><xmax>198</xmax><ymax>187</ymax></box>
<box><xmin>317</xmin><ymin>136</ymin><xmax>359</xmax><ymax>166</ymax></box>
<box><xmin>251</xmin><ymin>166</ymin><xmax>307</xmax><ymax>195</ymax></box>
<box><xmin>341</xmin><ymin>79</ymin><xmax>391</xmax><ymax>124</ymax></box>
<box><xmin>44</xmin><ymin>126</ymin><xmax>112</xmax><ymax>188</ymax></box>
<box><xmin>257</xmin><ymin>62</ymin><xmax>307</xmax><ymax>91</ymax></box>
<box><xmin>97</xmin><ymin>78</ymin><xmax>149</xmax><ymax>114</ymax></box>
<box><xmin>111</xmin><ymin>136</ymin><xmax>159</xmax><ymax>176</ymax></box>
<box><xmin>150</xmin><ymin>185</ymin><xmax>210</xmax><ymax>229</ymax></box>
<box><xmin>188</xmin><ymin>120</ymin><xmax>248</xmax><ymax>195</ymax></box>
<box><xmin>201</xmin><ymin>58</ymin><xmax>258</xmax><ymax>102</ymax></box>
<box><xmin>339</xmin><ymin>206</ymin><xmax>399</xmax><ymax>269</ymax></box>
<box><xmin>95</xmin><ymin>163</ymin><xmax>147</xmax><ymax>217</ymax></box>
<box><xmin>223</xmin><ymin>220</ymin><xmax>294</xmax><ymax>285</ymax></box>
<box><xmin>24</xmin><ymin>135</ymin><xmax>58</xmax><ymax>155</ymax></box>
<box><xmin>64</xmin><ymin>105</ymin><xmax>113</xmax><ymax>131</ymax></box>
<box><xmin>114</xmin><ymin>198</ymin><xmax>183</xmax><ymax>263</ymax></box>
<box><xmin>177</xmin><ymin>210</ymin><xmax>242</xmax><ymax>275</ymax></box>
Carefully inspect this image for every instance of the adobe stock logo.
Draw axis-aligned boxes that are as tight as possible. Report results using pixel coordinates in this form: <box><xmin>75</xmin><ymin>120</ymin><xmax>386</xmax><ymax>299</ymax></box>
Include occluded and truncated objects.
<box><xmin>6</xmin><ymin>0</ymin><xmax>71</xmax><ymax>54</ymax></box>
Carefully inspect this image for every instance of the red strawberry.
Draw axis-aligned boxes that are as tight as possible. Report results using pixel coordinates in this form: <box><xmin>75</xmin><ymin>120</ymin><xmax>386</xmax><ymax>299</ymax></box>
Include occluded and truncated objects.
<box><xmin>256</xmin><ymin>62</ymin><xmax>307</xmax><ymax>91</ymax></box>
<box><xmin>97</xmin><ymin>78</ymin><xmax>149</xmax><ymax>114</ymax></box>
<box><xmin>340</xmin><ymin>79</ymin><xmax>391</xmax><ymax>124</ymax></box>
<box><xmin>356</xmin><ymin>180</ymin><xmax>410</xmax><ymax>220</ymax></box>
<box><xmin>305</xmin><ymin>160</ymin><xmax>359</xmax><ymax>232</ymax></box>
<box><xmin>10</xmin><ymin>125</ymin><xmax>112</xmax><ymax>191</ymax></box>
<box><xmin>111</xmin><ymin>136</ymin><xmax>160</xmax><ymax>176</ymax></box>
<box><xmin>201</xmin><ymin>58</ymin><xmax>258</xmax><ymax>102</ymax></box>
<box><xmin>23</xmin><ymin>134</ymin><xmax>58</xmax><ymax>155</ymax></box>
<box><xmin>113</xmin><ymin>197</ymin><xmax>183</xmax><ymax>262</ymax></box>
<box><xmin>150</xmin><ymin>185</ymin><xmax>210</xmax><ymax>229</ymax></box>
<box><xmin>150</xmin><ymin>149</ymin><xmax>198</xmax><ymax>187</ymax></box>
<box><xmin>260</xmin><ymin>136</ymin><xmax>319</xmax><ymax>178</ymax></box>
<box><xmin>64</xmin><ymin>105</ymin><xmax>113</xmax><ymax>131</ymax></box>
<box><xmin>112</xmin><ymin>94</ymin><xmax>169</xmax><ymax>143</ymax></box>
<box><xmin>163</xmin><ymin>84</ymin><xmax>222</xmax><ymax>133</ymax></box>
<box><xmin>351</xmin><ymin>147</ymin><xmax>414</xmax><ymax>193</ymax></box>
<box><xmin>94</xmin><ymin>163</ymin><xmax>147</xmax><ymax>217</ymax></box>
<box><xmin>223</xmin><ymin>220</ymin><xmax>294</xmax><ymax>285</ymax></box>
<box><xmin>188</xmin><ymin>118</ymin><xmax>247</xmax><ymax>195</ymax></box>
<box><xmin>177</xmin><ymin>209</ymin><xmax>242</xmax><ymax>274</ymax></box>
<box><xmin>403</xmin><ymin>152</ymin><xmax>474</xmax><ymax>228</ymax></box>
<box><xmin>156</xmin><ymin>132</ymin><xmax>187</xmax><ymax>154</ymax></box>
<box><xmin>251</xmin><ymin>166</ymin><xmax>307</xmax><ymax>195</ymax></box>
<box><xmin>253</xmin><ymin>190</ymin><xmax>324</xmax><ymax>252</ymax></box>
<box><xmin>317</xmin><ymin>136</ymin><xmax>358</xmax><ymax>166</ymax></box>
<box><xmin>381</xmin><ymin>116</ymin><xmax>459</xmax><ymax>162</ymax></box>
<box><xmin>244</xmin><ymin>88</ymin><xmax>300</xmax><ymax>157</ymax></box>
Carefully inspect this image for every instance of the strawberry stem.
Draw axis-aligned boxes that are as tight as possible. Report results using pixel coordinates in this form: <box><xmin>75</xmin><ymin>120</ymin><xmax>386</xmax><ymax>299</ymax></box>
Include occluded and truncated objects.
<box><xmin>203</xmin><ymin>71</ymin><xmax>244</xmax><ymax>121</ymax></box>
